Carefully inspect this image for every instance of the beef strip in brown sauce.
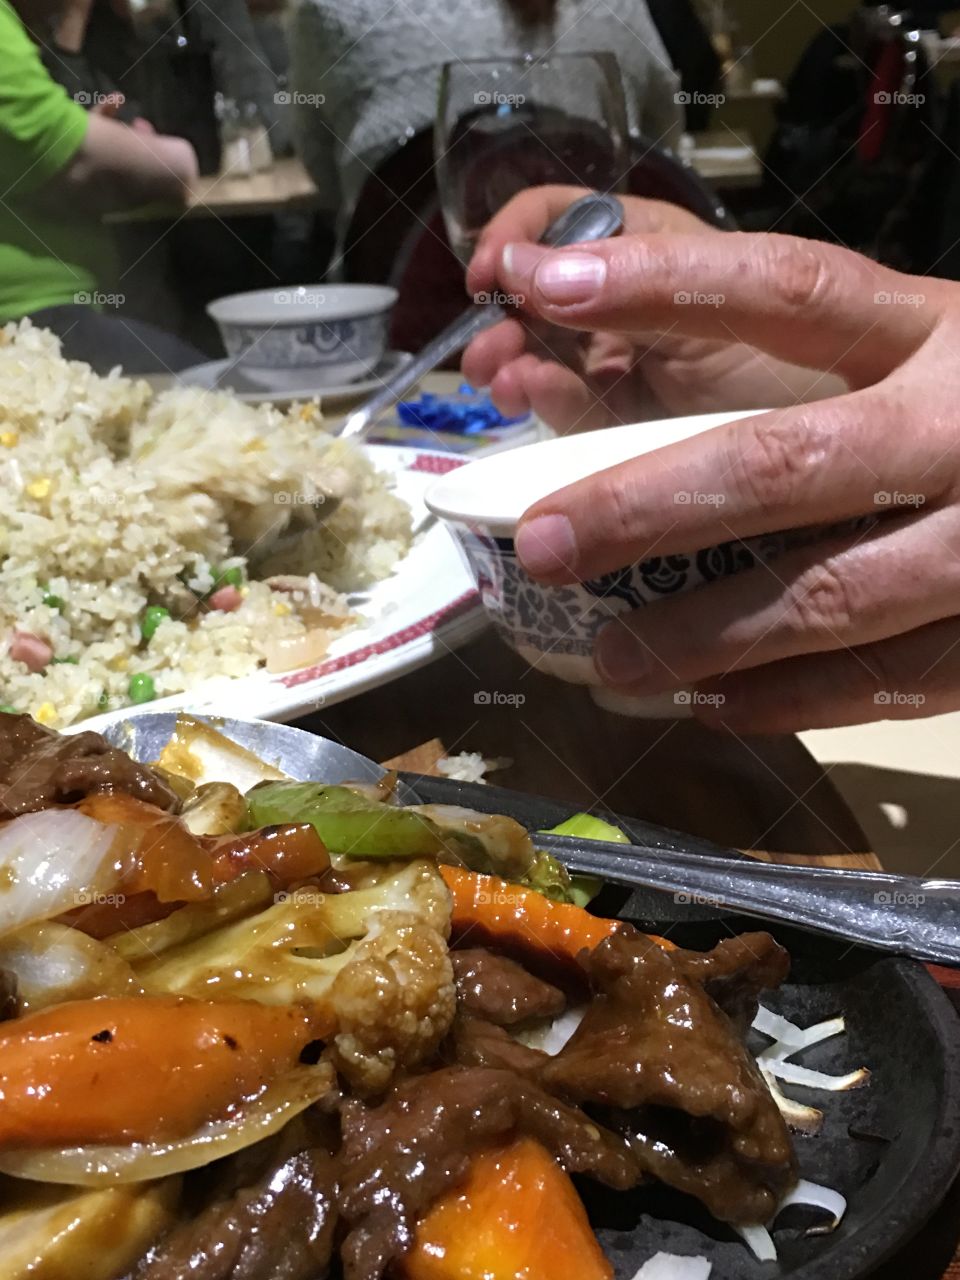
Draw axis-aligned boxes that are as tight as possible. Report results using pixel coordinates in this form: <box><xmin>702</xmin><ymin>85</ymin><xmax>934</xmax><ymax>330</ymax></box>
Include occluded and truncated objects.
<box><xmin>673</xmin><ymin>932</ymin><xmax>790</xmax><ymax>1034</ymax></box>
<box><xmin>541</xmin><ymin>932</ymin><xmax>797</xmax><ymax>1225</ymax></box>
<box><xmin>449</xmin><ymin>1012</ymin><xmax>551</xmax><ymax>1076</ymax></box>
<box><xmin>0</xmin><ymin>713</ymin><xmax>177</xmax><ymax>816</ymax></box>
<box><xmin>338</xmin><ymin>1065</ymin><xmax>640</xmax><ymax>1280</ymax></box>
<box><xmin>450</xmin><ymin>948</ymin><xmax>566</xmax><ymax>1025</ymax></box>
<box><xmin>128</xmin><ymin>1147</ymin><xmax>339</xmax><ymax>1280</ymax></box>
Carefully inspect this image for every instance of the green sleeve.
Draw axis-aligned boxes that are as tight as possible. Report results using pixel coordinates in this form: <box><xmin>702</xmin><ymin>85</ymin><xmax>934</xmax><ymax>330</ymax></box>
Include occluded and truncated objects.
<box><xmin>0</xmin><ymin>0</ymin><xmax>90</xmax><ymax>197</ymax></box>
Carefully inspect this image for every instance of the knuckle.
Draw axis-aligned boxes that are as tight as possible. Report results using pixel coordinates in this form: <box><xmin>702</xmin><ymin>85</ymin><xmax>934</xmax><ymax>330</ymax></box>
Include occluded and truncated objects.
<box><xmin>786</xmin><ymin>559</ymin><xmax>859</xmax><ymax>638</ymax></box>
<box><xmin>727</xmin><ymin>411</ymin><xmax>830</xmax><ymax>514</ymax></box>
<box><xmin>594</xmin><ymin>469</ymin><xmax>645</xmax><ymax>545</ymax></box>
<box><xmin>763</xmin><ymin>238</ymin><xmax>831</xmax><ymax>311</ymax></box>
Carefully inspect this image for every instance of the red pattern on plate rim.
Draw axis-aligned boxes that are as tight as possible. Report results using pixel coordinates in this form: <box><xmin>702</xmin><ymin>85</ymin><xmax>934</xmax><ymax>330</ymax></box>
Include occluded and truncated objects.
<box><xmin>406</xmin><ymin>453</ymin><xmax>467</xmax><ymax>475</ymax></box>
<box><xmin>279</xmin><ymin>451</ymin><xmax>474</xmax><ymax>689</ymax></box>
<box><xmin>277</xmin><ymin>590</ymin><xmax>478</xmax><ymax>688</ymax></box>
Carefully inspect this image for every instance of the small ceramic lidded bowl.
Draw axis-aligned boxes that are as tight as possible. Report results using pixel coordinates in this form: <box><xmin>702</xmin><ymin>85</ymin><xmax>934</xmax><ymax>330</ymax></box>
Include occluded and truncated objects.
<box><xmin>426</xmin><ymin>409</ymin><xmax>851</xmax><ymax>717</ymax></box>
<box><xmin>207</xmin><ymin>284</ymin><xmax>396</xmax><ymax>393</ymax></box>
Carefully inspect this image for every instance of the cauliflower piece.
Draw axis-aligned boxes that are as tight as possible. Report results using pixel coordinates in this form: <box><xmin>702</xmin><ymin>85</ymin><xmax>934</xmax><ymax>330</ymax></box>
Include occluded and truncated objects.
<box><xmin>329</xmin><ymin>910</ymin><xmax>455</xmax><ymax>1095</ymax></box>
<box><xmin>132</xmin><ymin>860</ymin><xmax>454</xmax><ymax>1094</ymax></box>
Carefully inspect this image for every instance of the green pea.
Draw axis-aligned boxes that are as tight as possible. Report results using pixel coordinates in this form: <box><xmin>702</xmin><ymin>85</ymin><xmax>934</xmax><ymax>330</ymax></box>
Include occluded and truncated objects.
<box><xmin>140</xmin><ymin>605</ymin><xmax>170</xmax><ymax>642</ymax></box>
<box><xmin>128</xmin><ymin>673</ymin><xmax>156</xmax><ymax>704</ymax></box>
<box><xmin>215</xmin><ymin>566</ymin><xmax>243</xmax><ymax>589</ymax></box>
<box><xmin>0</xmin><ymin>704</ymin><xmax>17</xmax><ymax>714</ymax></box>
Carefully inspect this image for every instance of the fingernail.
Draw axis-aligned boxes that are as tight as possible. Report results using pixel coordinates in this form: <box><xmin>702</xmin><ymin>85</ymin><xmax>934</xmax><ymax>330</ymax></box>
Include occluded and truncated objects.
<box><xmin>515</xmin><ymin>514</ymin><xmax>577</xmax><ymax>578</ymax></box>
<box><xmin>535</xmin><ymin>252</ymin><xmax>607</xmax><ymax>305</ymax></box>
<box><xmin>595</xmin><ymin>619</ymin><xmax>650</xmax><ymax>685</ymax></box>
<box><xmin>502</xmin><ymin>242</ymin><xmax>547</xmax><ymax>280</ymax></box>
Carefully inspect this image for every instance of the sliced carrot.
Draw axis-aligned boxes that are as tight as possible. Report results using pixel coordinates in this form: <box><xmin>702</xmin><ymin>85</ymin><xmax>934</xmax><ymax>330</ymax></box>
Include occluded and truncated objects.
<box><xmin>63</xmin><ymin>793</ymin><xmax>330</xmax><ymax>937</ymax></box>
<box><xmin>438</xmin><ymin>864</ymin><xmax>674</xmax><ymax>966</ymax></box>
<box><xmin>400</xmin><ymin>1138</ymin><xmax>612</xmax><ymax>1280</ymax></box>
<box><xmin>0</xmin><ymin>996</ymin><xmax>333</xmax><ymax>1148</ymax></box>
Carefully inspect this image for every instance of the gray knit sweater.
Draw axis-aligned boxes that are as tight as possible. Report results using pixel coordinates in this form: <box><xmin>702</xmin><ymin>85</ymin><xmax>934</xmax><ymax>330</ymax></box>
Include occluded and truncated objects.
<box><xmin>289</xmin><ymin>0</ymin><xmax>681</xmax><ymax>222</ymax></box>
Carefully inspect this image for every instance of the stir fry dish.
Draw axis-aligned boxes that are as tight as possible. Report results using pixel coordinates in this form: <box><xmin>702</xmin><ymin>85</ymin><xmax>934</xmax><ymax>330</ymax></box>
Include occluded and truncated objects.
<box><xmin>0</xmin><ymin>712</ymin><xmax>861</xmax><ymax>1278</ymax></box>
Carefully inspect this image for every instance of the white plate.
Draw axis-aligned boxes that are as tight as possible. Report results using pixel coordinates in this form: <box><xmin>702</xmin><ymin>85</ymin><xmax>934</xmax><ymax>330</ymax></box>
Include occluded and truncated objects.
<box><xmin>72</xmin><ymin>447</ymin><xmax>485</xmax><ymax>735</ymax></box>
<box><xmin>176</xmin><ymin>352</ymin><xmax>413</xmax><ymax>405</ymax></box>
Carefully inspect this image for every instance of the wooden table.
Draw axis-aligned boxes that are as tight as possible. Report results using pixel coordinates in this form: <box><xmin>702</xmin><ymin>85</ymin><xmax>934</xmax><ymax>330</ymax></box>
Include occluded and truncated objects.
<box><xmin>107</xmin><ymin>155</ymin><xmax>320</xmax><ymax>224</ymax></box>
<box><xmin>297</xmin><ymin>631</ymin><xmax>960</xmax><ymax>1278</ymax></box>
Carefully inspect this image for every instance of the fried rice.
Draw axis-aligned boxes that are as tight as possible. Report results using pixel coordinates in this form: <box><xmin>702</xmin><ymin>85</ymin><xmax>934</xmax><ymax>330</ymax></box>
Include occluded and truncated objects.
<box><xmin>0</xmin><ymin>322</ymin><xmax>413</xmax><ymax>728</ymax></box>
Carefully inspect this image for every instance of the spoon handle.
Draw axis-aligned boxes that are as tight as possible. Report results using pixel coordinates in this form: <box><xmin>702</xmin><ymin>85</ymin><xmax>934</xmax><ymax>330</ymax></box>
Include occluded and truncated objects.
<box><xmin>537</xmin><ymin>832</ymin><xmax>960</xmax><ymax>967</ymax></box>
<box><xmin>339</xmin><ymin>193</ymin><xmax>624</xmax><ymax>440</ymax></box>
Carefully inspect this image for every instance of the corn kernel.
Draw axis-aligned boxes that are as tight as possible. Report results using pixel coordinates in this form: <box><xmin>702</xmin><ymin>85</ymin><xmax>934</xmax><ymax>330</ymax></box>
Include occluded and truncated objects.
<box><xmin>272</xmin><ymin>600</ymin><xmax>292</xmax><ymax>617</ymax></box>
<box><xmin>0</xmin><ymin>431</ymin><xmax>19</xmax><ymax>447</ymax></box>
<box><xmin>34</xmin><ymin>703</ymin><xmax>57</xmax><ymax>726</ymax></box>
<box><xmin>26</xmin><ymin>477</ymin><xmax>51</xmax><ymax>499</ymax></box>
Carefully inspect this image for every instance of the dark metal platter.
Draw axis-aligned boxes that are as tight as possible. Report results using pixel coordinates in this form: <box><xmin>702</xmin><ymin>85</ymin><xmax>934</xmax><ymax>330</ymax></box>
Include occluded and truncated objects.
<box><xmin>404</xmin><ymin>774</ymin><xmax>960</xmax><ymax>1280</ymax></box>
<box><xmin>104</xmin><ymin>717</ymin><xmax>960</xmax><ymax>1280</ymax></box>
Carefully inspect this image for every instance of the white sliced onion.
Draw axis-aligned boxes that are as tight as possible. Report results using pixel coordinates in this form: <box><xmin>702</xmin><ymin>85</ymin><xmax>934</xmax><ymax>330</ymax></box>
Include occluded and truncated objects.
<box><xmin>776</xmin><ymin>1179</ymin><xmax>847</xmax><ymax>1234</ymax></box>
<box><xmin>0</xmin><ymin>1063</ymin><xmax>334</xmax><ymax>1187</ymax></box>
<box><xmin>0</xmin><ymin>922</ymin><xmax>140</xmax><ymax>1011</ymax></box>
<box><xmin>0</xmin><ymin>810</ymin><xmax>120</xmax><ymax>939</ymax></box>
<box><xmin>516</xmin><ymin>1005</ymin><xmax>585</xmax><ymax>1056</ymax></box>
<box><xmin>631</xmin><ymin>1253</ymin><xmax>712</xmax><ymax>1279</ymax></box>
<box><xmin>762</xmin><ymin>1060</ymin><xmax>870</xmax><ymax>1091</ymax></box>
<box><xmin>759</xmin><ymin>1016</ymin><xmax>847</xmax><ymax>1064</ymax></box>
<box><xmin>735</xmin><ymin>1224</ymin><xmax>777</xmax><ymax>1262</ymax></box>
<box><xmin>760</xmin><ymin>1068</ymin><xmax>824</xmax><ymax>1135</ymax></box>
<box><xmin>752</xmin><ymin>1006</ymin><xmax>808</xmax><ymax>1049</ymax></box>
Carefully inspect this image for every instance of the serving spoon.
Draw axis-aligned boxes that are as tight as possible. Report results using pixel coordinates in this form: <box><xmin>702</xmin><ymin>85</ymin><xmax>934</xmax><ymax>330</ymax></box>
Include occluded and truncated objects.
<box><xmin>337</xmin><ymin>192</ymin><xmax>625</xmax><ymax>441</ymax></box>
<box><xmin>104</xmin><ymin>712</ymin><xmax>960</xmax><ymax>968</ymax></box>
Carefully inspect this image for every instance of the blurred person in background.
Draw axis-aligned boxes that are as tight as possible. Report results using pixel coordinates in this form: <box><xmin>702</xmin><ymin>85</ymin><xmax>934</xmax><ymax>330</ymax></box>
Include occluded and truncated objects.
<box><xmin>289</xmin><ymin>0</ymin><xmax>683</xmax><ymax>244</ymax></box>
<box><xmin>0</xmin><ymin>0</ymin><xmax>203</xmax><ymax>371</ymax></box>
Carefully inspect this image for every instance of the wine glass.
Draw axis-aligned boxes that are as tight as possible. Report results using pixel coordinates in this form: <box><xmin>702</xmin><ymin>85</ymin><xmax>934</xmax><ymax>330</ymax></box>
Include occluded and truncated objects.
<box><xmin>435</xmin><ymin>52</ymin><xmax>631</xmax><ymax>263</ymax></box>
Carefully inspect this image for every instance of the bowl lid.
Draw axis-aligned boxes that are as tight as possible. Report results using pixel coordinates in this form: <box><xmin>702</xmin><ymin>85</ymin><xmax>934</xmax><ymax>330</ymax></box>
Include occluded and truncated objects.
<box><xmin>424</xmin><ymin>409</ymin><xmax>766</xmax><ymax>534</ymax></box>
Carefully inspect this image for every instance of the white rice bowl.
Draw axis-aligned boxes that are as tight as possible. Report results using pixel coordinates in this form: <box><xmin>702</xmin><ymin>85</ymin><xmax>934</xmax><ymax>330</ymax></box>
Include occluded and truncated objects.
<box><xmin>0</xmin><ymin>323</ymin><xmax>412</xmax><ymax>728</ymax></box>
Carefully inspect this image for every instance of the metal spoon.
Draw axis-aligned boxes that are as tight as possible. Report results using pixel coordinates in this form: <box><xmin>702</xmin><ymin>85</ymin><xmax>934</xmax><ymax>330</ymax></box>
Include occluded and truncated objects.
<box><xmin>104</xmin><ymin>712</ymin><xmax>960</xmax><ymax>968</ymax></box>
<box><xmin>338</xmin><ymin>192</ymin><xmax>625</xmax><ymax>441</ymax></box>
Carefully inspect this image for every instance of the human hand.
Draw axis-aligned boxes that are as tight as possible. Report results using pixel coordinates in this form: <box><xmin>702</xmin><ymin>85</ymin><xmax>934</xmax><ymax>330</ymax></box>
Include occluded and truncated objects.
<box><xmin>463</xmin><ymin>186</ymin><xmax>846</xmax><ymax>431</ymax></box>
<box><xmin>152</xmin><ymin>133</ymin><xmax>199</xmax><ymax>191</ymax></box>
<box><xmin>505</xmin><ymin>229</ymin><xmax>960</xmax><ymax>732</ymax></box>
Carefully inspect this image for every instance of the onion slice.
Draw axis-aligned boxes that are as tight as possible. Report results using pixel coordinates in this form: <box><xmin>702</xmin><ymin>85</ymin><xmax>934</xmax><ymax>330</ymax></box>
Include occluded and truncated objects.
<box><xmin>735</xmin><ymin>1224</ymin><xmax>777</xmax><ymax>1262</ymax></box>
<box><xmin>758</xmin><ymin>1015</ymin><xmax>847</xmax><ymax>1063</ymax></box>
<box><xmin>759</xmin><ymin>1068</ymin><xmax>824</xmax><ymax>1135</ymax></box>
<box><xmin>0</xmin><ymin>810</ymin><xmax>120</xmax><ymax>939</ymax></box>
<box><xmin>0</xmin><ymin>1063</ymin><xmax>335</xmax><ymax>1187</ymax></box>
<box><xmin>752</xmin><ymin>1006</ymin><xmax>808</xmax><ymax>1049</ymax></box>
<box><xmin>761</xmin><ymin>1060</ymin><xmax>870</xmax><ymax>1091</ymax></box>
<box><xmin>776</xmin><ymin>1179</ymin><xmax>847</xmax><ymax>1234</ymax></box>
<box><xmin>631</xmin><ymin>1254</ymin><xmax>712</xmax><ymax>1279</ymax></box>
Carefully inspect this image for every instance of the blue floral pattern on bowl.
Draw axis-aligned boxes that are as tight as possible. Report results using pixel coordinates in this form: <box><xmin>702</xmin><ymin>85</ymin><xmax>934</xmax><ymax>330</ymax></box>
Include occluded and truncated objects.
<box><xmin>451</xmin><ymin>518</ymin><xmax>872</xmax><ymax>679</ymax></box>
<box><xmin>222</xmin><ymin>313</ymin><xmax>388</xmax><ymax>370</ymax></box>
